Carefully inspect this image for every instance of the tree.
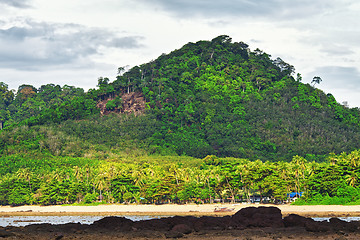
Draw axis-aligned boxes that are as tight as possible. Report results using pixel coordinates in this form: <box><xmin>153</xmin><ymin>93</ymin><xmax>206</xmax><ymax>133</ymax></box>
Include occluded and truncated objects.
<box><xmin>16</xmin><ymin>168</ymin><xmax>32</xmax><ymax>192</ymax></box>
<box><xmin>346</xmin><ymin>150</ymin><xmax>360</xmax><ymax>168</ymax></box>
<box><xmin>117</xmin><ymin>66</ymin><xmax>129</xmax><ymax>76</ymax></box>
<box><xmin>311</xmin><ymin>76</ymin><xmax>322</xmax><ymax>86</ymax></box>
<box><xmin>345</xmin><ymin>173</ymin><xmax>359</xmax><ymax>187</ymax></box>
<box><xmin>0</xmin><ymin>109</ymin><xmax>9</xmax><ymax>130</ymax></box>
<box><xmin>290</xmin><ymin>155</ymin><xmax>308</xmax><ymax>196</ymax></box>
<box><xmin>0</xmin><ymin>82</ymin><xmax>14</xmax><ymax>129</ymax></box>
<box><xmin>273</xmin><ymin>57</ymin><xmax>295</xmax><ymax>77</ymax></box>
<box><xmin>16</xmin><ymin>85</ymin><xmax>37</xmax><ymax>103</ymax></box>
<box><xmin>97</xmin><ymin>77</ymin><xmax>110</xmax><ymax>88</ymax></box>
<box><xmin>95</xmin><ymin>174</ymin><xmax>106</xmax><ymax>201</ymax></box>
<box><xmin>73</xmin><ymin>166</ymin><xmax>82</xmax><ymax>183</ymax></box>
<box><xmin>296</xmin><ymin>73</ymin><xmax>302</xmax><ymax>82</ymax></box>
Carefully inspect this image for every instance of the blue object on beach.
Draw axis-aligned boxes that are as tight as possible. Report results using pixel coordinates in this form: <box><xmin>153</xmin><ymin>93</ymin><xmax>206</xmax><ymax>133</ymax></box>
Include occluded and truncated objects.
<box><xmin>287</xmin><ymin>192</ymin><xmax>303</xmax><ymax>198</ymax></box>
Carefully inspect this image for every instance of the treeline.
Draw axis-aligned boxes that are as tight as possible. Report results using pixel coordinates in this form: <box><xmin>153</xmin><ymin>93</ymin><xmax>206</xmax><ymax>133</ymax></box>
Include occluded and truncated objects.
<box><xmin>0</xmin><ymin>83</ymin><xmax>98</xmax><ymax>129</ymax></box>
<box><xmin>0</xmin><ymin>149</ymin><xmax>359</xmax><ymax>206</ymax></box>
<box><xmin>0</xmin><ymin>113</ymin><xmax>359</xmax><ymax>206</ymax></box>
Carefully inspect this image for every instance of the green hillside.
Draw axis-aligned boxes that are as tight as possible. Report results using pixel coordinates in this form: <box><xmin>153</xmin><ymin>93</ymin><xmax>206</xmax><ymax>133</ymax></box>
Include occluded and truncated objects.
<box><xmin>1</xmin><ymin>35</ymin><xmax>360</xmax><ymax>206</ymax></box>
<box><xmin>2</xmin><ymin>35</ymin><xmax>359</xmax><ymax>162</ymax></box>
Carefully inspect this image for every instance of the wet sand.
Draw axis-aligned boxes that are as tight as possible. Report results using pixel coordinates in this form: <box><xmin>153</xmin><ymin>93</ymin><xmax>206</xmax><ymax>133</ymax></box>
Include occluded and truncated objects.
<box><xmin>0</xmin><ymin>203</ymin><xmax>359</xmax><ymax>217</ymax></box>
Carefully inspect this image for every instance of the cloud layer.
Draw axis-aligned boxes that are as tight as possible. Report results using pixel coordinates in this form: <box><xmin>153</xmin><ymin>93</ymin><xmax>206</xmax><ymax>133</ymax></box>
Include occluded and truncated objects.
<box><xmin>0</xmin><ymin>0</ymin><xmax>359</xmax><ymax>107</ymax></box>
<box><xmin>0</xmin><ymin>19</ymin><xmax>144</xmax><ymax>70</ymax></box>
<box><xmin>1</xmin><ymin>0</ymin><xmax>31</xmax><ymax>8</ymax></box>
<box><xmin>141</xmin><ymin>0</ymin><xmax>344</xmax><ymax>20</ymax></box>
<box><xmin>311</xmin><ymin>66</ymin><xmax>360</xmax><ymax>90</ymax></box>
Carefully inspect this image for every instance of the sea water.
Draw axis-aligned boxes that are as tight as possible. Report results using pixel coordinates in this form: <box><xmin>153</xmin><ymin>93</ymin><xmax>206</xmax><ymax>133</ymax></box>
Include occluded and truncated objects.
<box><xmin>0</xmin><ymin>215</ymin><xmax>359</xmax><ymax>227</ymax></box>
<box><xmin>0</xmin><ymin>215</ymin><xmax>161</xmax><ymax>227</ymax></box>
<box><xmin>312</xmin><ymin>217</ymin><xmax>360</xmax><ymax>222</ymax></box>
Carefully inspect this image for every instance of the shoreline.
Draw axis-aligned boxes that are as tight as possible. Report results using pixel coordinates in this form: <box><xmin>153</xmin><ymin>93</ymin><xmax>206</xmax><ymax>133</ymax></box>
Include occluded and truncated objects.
<box><xmin>1</xmin><ymin>204</ymin><xmax>360</xmax><ymax>218</ymax></box>
<box><xmin>2</xmin><ymin>205</ymin><xmax>360</xmax><ymax>240</ymax></box>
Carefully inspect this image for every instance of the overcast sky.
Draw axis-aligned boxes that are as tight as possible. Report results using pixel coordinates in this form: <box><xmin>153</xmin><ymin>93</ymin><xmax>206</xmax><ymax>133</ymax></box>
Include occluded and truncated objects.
<box><xmin>1</xmin><ymin>0</ymin><xmax>360</xmax><ymax>107</ymax></box>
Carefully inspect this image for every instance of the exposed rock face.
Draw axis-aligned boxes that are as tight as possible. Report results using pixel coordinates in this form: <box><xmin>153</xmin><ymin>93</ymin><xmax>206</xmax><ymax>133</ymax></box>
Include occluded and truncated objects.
<box><xmin>90</xmin><ymin>206</ymin><xmax>360</xmax><ymax>235</ymax></box>
<box><xmin>87</xmin><ymin>207</ymin><xmax>284</xmax><ymax>234</ymax></box>
<box><xmin>283</xmin><ymin>213</ymin><xmax>360</xmax><ymax>233</ymax></box>
<box><xmin>171</xmin><ymin>223</ymin><xmax>192</xmax><ymax>234</ymax></box>
<box><xmin>230</xmin><ymin>206</ymin><xmax>284</xmax><ymax>229</ymax></box>
<box><xmin>97</xmin><ymin>92</ymin><xmax>145</xmax><ymax>115</ymax></box>
<box><xmin>121</xmin><ymin>92</ymin><xmax>146</xmax><ymax>114</ymax></box>
<box><xmin>2</xmin><ymin>207</ymin><xmax>360</xmax><ymax>239</ymax></box>
<box><xmin>0</xmin><ymin>229</ymin><xmax>15</xmax><ymax>238</ymax></box>
<box><xmin>193</xmin><ymin>216</ymin><xmax>231</xmax><ymax>231</ymax></box>
<box><xmin>92</xmin><ymin>216</ymin><xmax>134</xmax><ymax>231</ymax></box>
<box><xmin>283</xmin><ymin>213</ymin><xmax>314</xmax><ymax>228</ymax></box>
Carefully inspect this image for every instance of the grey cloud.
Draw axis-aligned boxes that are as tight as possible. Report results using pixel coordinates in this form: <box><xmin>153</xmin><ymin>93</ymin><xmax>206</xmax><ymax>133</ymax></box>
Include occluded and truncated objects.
<box><xmin>0</xmin><ymin>19</ymin><xmax>144</xmax><ymax>70</ymax></box>
<box><xmin>304</xmin><ymin>28</ymin><xmax>360</xmax><ymax>49</ymax></box>
<box><xmin>207</xmin><ymin>20</ymin><xmax>230</xmax><ymax>27</ymax></box>
<box><xmin>250</xmin><ymin>39</ymin><xmax>262</xmax><ymax>44</ymax></box>
<box><xmin>1</xmin><ymin>0</ymin><xmax>31</xmax><ymax>8</ymax></box>
<box><xmin>321</xmin><ymin>45</ymin><xmax>355</xmax><ymax>56</ymax></box>
<box><xmin>110</xmin><ymin>36</ymin><xmax>144</xmax><ymax>49</ymax></box>
<box><xmin>140</xmin><ymin>0</ymin><xmax>342</xmax><ymax>20</ymax></box>
<box><xmin>309</xmin><ymin>66</ymin><xmax>360</xmax><ymax>90</ymax></box>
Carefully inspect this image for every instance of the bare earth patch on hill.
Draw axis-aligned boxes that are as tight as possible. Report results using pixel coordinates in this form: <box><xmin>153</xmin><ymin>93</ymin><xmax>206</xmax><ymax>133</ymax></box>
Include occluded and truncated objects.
<box><xmin>97</xmin><ymin>92</ymin><xmax>145</xmax><ymax>115</ymax></box>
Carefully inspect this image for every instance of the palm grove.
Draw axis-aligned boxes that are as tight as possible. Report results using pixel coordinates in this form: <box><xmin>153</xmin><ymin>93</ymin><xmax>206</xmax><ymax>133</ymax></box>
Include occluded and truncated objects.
<box><xmin>1</xmin><ymin>35</ymin><xmax>360</xmax><ymax>205</ymax></box>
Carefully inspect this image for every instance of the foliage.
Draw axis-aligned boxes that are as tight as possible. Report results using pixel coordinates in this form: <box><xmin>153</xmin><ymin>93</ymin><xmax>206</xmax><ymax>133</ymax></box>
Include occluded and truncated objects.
<box><xmin>0</xmin><ymin>148</ymin><xmax>359</xmax><ymax>205</ymax></box>
<box><xmin>2</xmin><ymin>36</ymin><xmax>360</xmax><ymax>161</ymax></box>
<box><xmin>1</xmin><ymin>36</ymin><xmax>360</xmax><ymax>205</ymax></box>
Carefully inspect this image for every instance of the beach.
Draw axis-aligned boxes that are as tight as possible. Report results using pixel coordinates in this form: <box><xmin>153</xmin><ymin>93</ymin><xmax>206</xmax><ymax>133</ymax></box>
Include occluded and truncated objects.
<box><xmin>1</xmin><ymin>203</ymin><xmax>360</xmax><ymax>217</ymax></box>
<box><xmin>1</xmin><ymin>204</ymin><xmax>360</xmax><ymax>239</ymax></box>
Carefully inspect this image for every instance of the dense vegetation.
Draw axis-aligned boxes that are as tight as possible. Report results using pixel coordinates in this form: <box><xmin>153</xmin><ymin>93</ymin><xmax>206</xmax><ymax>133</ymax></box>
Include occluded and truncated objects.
<box><xmin>1</xmin><ymin>35</ymin><xmax>360</xmax><ymax>205</ymax></box>
<box><xmin>0</xmin><ymin>125</ymin><xmax>359</xmax><ymax>205</ymax></box>
<box><xmin>2</xmin><ymin>36</ymin><xmax>360</xmax><ymax>161</ymax></box>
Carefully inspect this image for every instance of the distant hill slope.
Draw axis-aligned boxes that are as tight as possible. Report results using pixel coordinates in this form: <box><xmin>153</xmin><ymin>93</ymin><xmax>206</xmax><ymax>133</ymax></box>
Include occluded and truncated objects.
<box><xmin>1</xmin><ymin>35</ymin><xmax>360</xmax><ymax>161</ymax></box>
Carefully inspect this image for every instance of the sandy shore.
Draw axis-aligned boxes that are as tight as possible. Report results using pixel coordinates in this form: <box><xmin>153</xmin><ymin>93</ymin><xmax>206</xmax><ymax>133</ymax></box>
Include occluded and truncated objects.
<box><xmin>1</xmin><ymin>204</ymin><xmax>360</xmax><ymax>217</ymax></box>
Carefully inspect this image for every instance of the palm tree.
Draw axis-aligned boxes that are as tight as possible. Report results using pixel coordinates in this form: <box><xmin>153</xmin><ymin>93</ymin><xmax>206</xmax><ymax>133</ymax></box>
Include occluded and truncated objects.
<box><xmin>73</xmin><ymin>166</ymin><xmax>81</xmax><ymax>183</ymax></box>
<box><xmin>16</xmin><ymin>168</ymin><xmax>32</xmax><ymax>192</ymax></box>
<box><xmin>105</xmin><ymin>164</ymin><xmax>118</xmax><ymax>202</ymax></box>
<box><xmin>132</xmin><ymin>168</ymin><xmax>145</xmax><ymax>187</ymax></box>
<box><xmin>328</xmin><ymin>153</ymin><xmax>339</xmax><ymax>166</ymax></box>
<box><xmin>169</xmin><ymin>164</ymin><xmax>179</xmax><ymax>185</ymax></box>
<box><xmin>203</xmin><ymin>168</ymin><xmax>218</xmax><ymax>204</ymax></box>
<box><xmin>95</xmin><ymin>174</ymin><xmax>107</xmax><ymax>201</ymax></box>
<box><xmin>84</xmin><ymin>164</ymin><xmax>91</xmax><ymax>185</ymax></box>
<box><xmin>291</xmin><ymin>155</ymin><xmax>308</xmax><ymax>196</ymax></box>
<box><xmin>345</xmin><ymin>173</ymin><xmax>359</xmax><ymax>187</ymax></box>
<box><xmin>275</xmin><ymin>161</ymin><xmax>292</xmax><ymax>202</ymax></box>
<box><xmin>52</xmin><ymin>170</ymin><xmax>62</xmax><ymax>182</ymax></box>
<box><xmin>240</xmin><ymin>164</ymin><xmax>252</xmax><ymax>203</ymax></box>
<box><xmin>347</xmin><ymin>150</ymin><xmax>360</xmax><ymax>168</ymax></box>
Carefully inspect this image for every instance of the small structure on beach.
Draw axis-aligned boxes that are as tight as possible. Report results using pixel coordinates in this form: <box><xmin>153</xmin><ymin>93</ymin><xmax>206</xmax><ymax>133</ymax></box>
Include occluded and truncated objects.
<box><xmin>287</xmin><ymin>192</ymin><xmax>303</xmax><ymax>202</ymax></box>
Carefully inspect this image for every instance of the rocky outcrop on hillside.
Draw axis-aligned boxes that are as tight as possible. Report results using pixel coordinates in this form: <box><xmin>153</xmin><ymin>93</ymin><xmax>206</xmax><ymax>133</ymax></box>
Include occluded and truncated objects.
<box><xmin>97</xmin><ymin>92</ymin><xmax>145</xmax><ymax>115</ymax></box>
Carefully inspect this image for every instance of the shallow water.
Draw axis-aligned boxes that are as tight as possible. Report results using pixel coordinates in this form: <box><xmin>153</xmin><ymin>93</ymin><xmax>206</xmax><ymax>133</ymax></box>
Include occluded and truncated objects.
<box><xmin>0</xmin><ymin>215</ymin><xmax>162</xmax><ymax>227</ymax></box>
<box><xmin>0</xmin><ymin>215</ymin><xmax>359</xmax><ymax>227</ymax></box>
<box><xmin>312</xmin><ymin>217</ymin><xmax>360</xmax><ymax>222</ymax></box>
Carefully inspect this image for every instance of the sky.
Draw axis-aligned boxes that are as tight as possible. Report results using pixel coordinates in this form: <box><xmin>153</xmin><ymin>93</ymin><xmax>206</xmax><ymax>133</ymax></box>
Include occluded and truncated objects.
<box><xmin>1</xmin><ymin>0</ymin><xmax>360</xmax><ymax>107</ymax></box>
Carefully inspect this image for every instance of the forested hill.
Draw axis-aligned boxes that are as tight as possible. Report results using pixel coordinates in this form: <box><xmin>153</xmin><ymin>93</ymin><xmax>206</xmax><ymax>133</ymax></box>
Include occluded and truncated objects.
<box><xmin>1</xmin><ymin>35</ymin><xmax>360</xmax><ymax>162</ymax></box>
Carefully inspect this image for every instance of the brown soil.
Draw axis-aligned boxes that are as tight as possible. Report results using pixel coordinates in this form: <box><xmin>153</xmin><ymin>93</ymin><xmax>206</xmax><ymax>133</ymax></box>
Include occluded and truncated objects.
<box><xmin>97</xmin><ymin>91</ymin><xmax>145</xmax><ymax>115</ymax></box>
